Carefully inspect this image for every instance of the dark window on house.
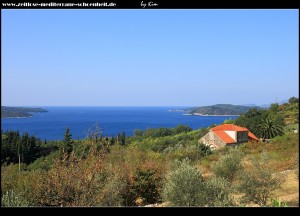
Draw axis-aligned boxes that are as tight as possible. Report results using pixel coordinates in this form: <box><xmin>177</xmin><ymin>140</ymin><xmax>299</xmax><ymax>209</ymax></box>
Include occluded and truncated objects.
<box><xmin>237</xmin><ymin>132</ymin><xmax>247</xmax><ymax>142</ymax></box>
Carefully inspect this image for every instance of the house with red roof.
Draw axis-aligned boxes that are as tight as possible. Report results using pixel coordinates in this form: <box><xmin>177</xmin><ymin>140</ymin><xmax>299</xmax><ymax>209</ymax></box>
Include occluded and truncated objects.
<box><xmin>199</xmin><ymin>124</ymin><xmax>259</xmax><ymax>149</ymax></box>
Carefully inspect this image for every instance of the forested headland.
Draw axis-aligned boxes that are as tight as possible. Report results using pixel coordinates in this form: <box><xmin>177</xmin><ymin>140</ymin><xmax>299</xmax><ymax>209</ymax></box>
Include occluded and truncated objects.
<box><xmin>1</xmin><ymin>106</ymin><xmax>48</xmax><ymax>118</ymax></box>
<box><xmin>185</xmin><ymin>104</ymin><xmax>260</xmax><ymax>116</ymax></box>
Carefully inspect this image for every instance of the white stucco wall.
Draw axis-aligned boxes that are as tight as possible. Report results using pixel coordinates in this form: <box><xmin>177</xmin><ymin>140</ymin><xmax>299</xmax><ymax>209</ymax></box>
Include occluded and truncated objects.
<box><xmin>225</xmin><ymin>130</ymin><xmax>236</xmax><ymax>141</ymax></box>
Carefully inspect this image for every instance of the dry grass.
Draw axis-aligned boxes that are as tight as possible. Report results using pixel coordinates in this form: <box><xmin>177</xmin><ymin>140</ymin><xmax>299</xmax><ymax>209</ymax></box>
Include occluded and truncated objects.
<box><xmin>273</xmin><ymin>171</ymin><xmax>299</xmax><ymax>206</ymax></box>
<box><xmin>196</xmin><ymin>133</ymin><xmax>299</xmax><ymax>207</ymax></box>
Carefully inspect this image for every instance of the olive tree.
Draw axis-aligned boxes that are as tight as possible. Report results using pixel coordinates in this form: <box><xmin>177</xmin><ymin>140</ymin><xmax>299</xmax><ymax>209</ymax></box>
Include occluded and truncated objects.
<box><xmin>162</xmin><ymin>159</ymin><xmax>205</xmax><ymax>206</ymax></box>
<box><xmin>212</xmin><ymin>147</ymin><xmax>244</xmax><ymax>184</ymax></box>
<box><xmin>238</xmin><ymin>153</ymin><xmax>284</xmax><ymax>206</ymax></box>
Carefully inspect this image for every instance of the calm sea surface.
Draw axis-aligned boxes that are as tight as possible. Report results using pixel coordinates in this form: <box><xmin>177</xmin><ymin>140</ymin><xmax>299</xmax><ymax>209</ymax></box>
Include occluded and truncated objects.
<box><xmin>1</xmin><ymin>107</ymin><xmax>238</xmax><ymax>141</ymax></box>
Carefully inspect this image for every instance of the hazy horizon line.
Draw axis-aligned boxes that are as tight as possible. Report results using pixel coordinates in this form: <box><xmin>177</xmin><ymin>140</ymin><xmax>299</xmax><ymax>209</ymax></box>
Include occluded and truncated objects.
<box><xmin>1</xmin><ymin>104</ymin><xmax>272</xmax><ymax>107</ymax></box>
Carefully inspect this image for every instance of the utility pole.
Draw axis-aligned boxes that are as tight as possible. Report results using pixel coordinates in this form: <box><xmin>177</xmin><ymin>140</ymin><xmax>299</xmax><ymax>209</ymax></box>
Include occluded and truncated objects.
<box><xmin>19</xmin><ymin>154</ymin><xmax>21</xmax><ymax>173</ymax></box>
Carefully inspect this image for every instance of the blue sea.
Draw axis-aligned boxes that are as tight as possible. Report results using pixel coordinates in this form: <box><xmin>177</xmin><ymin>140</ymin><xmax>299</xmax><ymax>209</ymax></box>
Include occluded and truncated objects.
<box><xmin>1</xmin><ymin>107</ymin><xmax>238</xmax><ymax>141</ymax></box>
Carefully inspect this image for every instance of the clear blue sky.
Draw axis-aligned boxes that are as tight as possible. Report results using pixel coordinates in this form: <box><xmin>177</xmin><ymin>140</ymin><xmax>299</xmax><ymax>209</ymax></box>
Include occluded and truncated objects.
<box><xmin>2</xmin><ymin>9</ymin><xmax>299</xmax><ymax>106</ymax></box>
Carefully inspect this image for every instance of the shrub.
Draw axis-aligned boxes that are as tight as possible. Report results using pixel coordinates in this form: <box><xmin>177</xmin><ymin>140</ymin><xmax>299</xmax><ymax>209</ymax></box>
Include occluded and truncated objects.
<box><xmin>204</xmin><ymin>177</ymin><xmax>235</xmax><ymax>206</ymax></box>
<box><xmin>238</xmin><ymin>153</ymin><xmax>284</xmax><ymax>206</ymax></box>
<box><xmin>1</xmin><ymin>163</ymin><xmax>46</xmax><ymax>206</ymax></box>
<box><xmin>198</xmin><ymin>143</ymin><xmax>212</xmax><ymax>157</ymax></box>
<box><xmin>100</xmin><ymin>173</ymin><xmax>127</xmax><ymax>206</ymax></box>
<box><xmin>212</xmin><ymin>148</ymin><xmax>244</xmax><ymax>184</ymax></box>
<box><xmin>271</xmin><ymin>198</ymin><xmax>288</xmax><ymax>207</ymax></box>
<box><xmin>162</xmin><ymin>159</ymin><xmax>205</xmax><ymax>206</ymax></box>
<box><xmin>122</xmin><ymin>169</ymin><xmax>162</xmax><ymax>206</ymax></box>
<box><xmin>38</xmin><ymin>149</ymin><xmax>106</xmax><ymax>206</ymax></box>
<box><xmin>1</xmin><ymin>190</ymin><xmax>29</xmax><ymax>207</ymax></box>
<box><xmin>172</xmin><ymin>124</ymin><xmax>193</xmax><ymax>134</ymax></box>
<box><xmin>27</xmin><ymin>151</ymin><xmax>59</xmax><ymax>171</ymax></box>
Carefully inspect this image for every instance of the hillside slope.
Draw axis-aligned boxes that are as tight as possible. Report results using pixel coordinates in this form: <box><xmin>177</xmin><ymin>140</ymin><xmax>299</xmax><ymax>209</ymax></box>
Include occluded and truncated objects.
<box><xmin>185</xmin><ymin>104</ymin><xmax>260</xmax><ymax>116</ymax></box>
<box><xmin>1</xmin><ymin>106</ymin><xmax>48</xmax><ymax>118</ymax></box>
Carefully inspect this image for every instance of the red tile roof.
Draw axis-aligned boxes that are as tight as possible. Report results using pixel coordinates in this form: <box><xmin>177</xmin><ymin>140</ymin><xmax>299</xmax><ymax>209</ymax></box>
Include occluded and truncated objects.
<box><xmin>213</xmin><ymin>130</ymin><xmax>236</xmax><ymax>144</ymax></box>
<box><xmin>211</xmin><ymin>124</ymin><xmax>248</xmax><ymax>132</ymax></box>
<box><xmin>248</xmin><ymin>131</ymin><xmax>259</xmax><ymax>141</ymax></box>
<box><xmin>210</xmin><ymin>124</ymin><xmax>259</xmax><ymax>144</ymax></box>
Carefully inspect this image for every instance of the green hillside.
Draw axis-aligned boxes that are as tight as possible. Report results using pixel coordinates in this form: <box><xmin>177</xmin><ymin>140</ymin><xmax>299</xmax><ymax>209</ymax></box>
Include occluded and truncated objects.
<box><xmin>1</xmin><ymin>97</ymin><xmax>298</xmax><ymax>207</ymax></box>
<box><xmin>186</xmin><ymin>104</ymin><xmax>260</xmax><ymax>116</ymax></box>
<box><xmin>1</xmin><ymin>106</ymin><xmax>48</xmax><ymax>118</ymax></box>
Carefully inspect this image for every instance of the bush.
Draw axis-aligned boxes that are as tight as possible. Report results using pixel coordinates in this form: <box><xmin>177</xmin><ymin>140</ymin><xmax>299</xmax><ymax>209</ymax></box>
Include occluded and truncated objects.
<box><xmin>122</xmin><ymin>169</ymin><xmax>162</xmax><ymax>206</ymax></box>
<box><xmin>1</xmin><ymin>163</ymin><xmax>46</xmax><ymax>206</ymax></box>
<box><xmin>238</xmin><ymin>153</ymin><xmax>284</xmax><ymax>206</ymax></box>
<box><xmin>212</xmin><ymin>148</ymin><xmax>244</xmax><ymax>184</ymax></box>
<box><xmin>1</xmin><ymin>190</ymin><xmax>29</xmax><ymax>207</ymax></box>
<box><xmin>204</xmin><ymin>177</ymin><xmax>235</xmax><ymax>206</ymax></box>
<box><xmin>284</xmin><ymin>123</ymin><xmax>298</xmax><ymax>133</ymax></box>
<box><xmin>100</xmin><ymin>173</ymin><xmax>127</xmax><ymax>206</ymax></box>
<box><xmin>162</xmin><ymin>159</ymin><xmax>205</xmax><ymax>206</ymax></box>
<box><xmin>38</xmin><ymin>149</ymin><xmax>106</xmax><ymax>206</ymax></box>
<box><xmin>172</xmin><ymin>124</ymin><xmax>193</xmax><ymax>134</ymax></box>
<box><xmin>27</xmin><ymin>151</ymin><xmax>59</xmax><ymax>171</ymax></box>
<box><xmin>198</xmin><ymin>143</ymin><xmax>212</xmax><ymax>157</ymax></box>
<box><xmin>271</xmin><ymin>198</ymin><xmax>288</xmax><ymax>207</ymax></box>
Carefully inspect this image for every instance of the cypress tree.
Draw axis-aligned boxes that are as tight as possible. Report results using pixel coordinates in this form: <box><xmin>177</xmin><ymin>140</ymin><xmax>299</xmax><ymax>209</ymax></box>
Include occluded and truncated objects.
<box><xmin>120</xmin><ymin>131</ymin><xmax>126</xmax><ymax>146</ymax></box>
<box><xmin>61</xmin><ymin>128</ymin><xmax>74</xmax><ymax>158</ymax></box>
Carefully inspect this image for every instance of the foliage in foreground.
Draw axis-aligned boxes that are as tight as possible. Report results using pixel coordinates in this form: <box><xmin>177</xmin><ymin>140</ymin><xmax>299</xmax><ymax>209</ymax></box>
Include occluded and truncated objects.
<box><xmin>1</xmin><ymin>131</ymin><xmax>42</xmax><ymax>165</ymax></box>
<box><xmin>212</xmin><ymin>147</ymin><xmax>244</xmax><ymax>184</ymax></box>
<box><xmin>204</xmin><ymin>177</ymin><xmax>235</xmax><ymax>206</ymax></box>
<box><xmin>163</xmin><ymin>159</ymin><xmax>206</xmax><ymax>206</ymax></box>
<box><xmin>1</xmin><ymin>101</ymin><xmax>298</xmax><ymax>207</ymax></box>
<box><xmin>238</xmin><ymin>153</ymin><xmax>284</xmax><ymax>206</ymax></box>
<box><xmin>257</xmin><ymin>117</ymin><xmax>284</xmax><ymax>139</ymax></box>
<box><xmin>271</xmin><ymin>198</ymin><xmax>288</xmax><ymax>207</ymax></box>
<box><xmin>38</xmin><ymin>140</ymin><xmax>108</xmax><ymax>207</ymax></box>
<box><xmin>122</xmin><ymin>169</ymin><xmax>162</xmax><ymax>206</ymax></box>
<box><xmin>1</xmin><ymin>190</ymin><xmax>29</xmax><ymax>207</ymax></box>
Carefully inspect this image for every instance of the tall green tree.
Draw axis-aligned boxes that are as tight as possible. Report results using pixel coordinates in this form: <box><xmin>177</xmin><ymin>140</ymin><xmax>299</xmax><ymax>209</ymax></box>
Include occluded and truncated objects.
<box><xmin>173</xmin><ymin>125</ymin><xmax>192</xmax><ymax>134</ymax></box>
<box><xmin>269</xmin><ymin>103</ymin><xmax>280</xmax><ymax>113</ymax></box>
<box><xmin>1</xmin><ymin>130</ymin><xmax>40</xmax><ymax>165</ymax></box>
<box><xmin>60</xmin><ymin>128</ymin><xmax>74</xmax><ymax>158</ymax></box>
<box><xmin>288</xmin><ymin>97</ymin><xmax>298</xmax><ymax>104</ymax></box>
<box><xmin>110</xmin><ymin>136</ymin><xmax>115</xmax><ymax>145</ymax></box>
<box><xmin>120</xmin><ymin>131</ymin><xmax>126</xmax><ymax>146</ymax></box>
<box><xmin>117</xmin><ymin>133</ymin><xmax>120</xmax><ymax>144</ymax></box>
<box><xmin>234</xmin><ymin>108</ymin><xmax>268</xmax><ymax>134</ymax></box>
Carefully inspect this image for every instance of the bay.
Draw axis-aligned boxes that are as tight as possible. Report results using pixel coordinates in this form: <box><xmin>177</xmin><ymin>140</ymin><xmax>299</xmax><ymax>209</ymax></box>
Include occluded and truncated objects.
<box><xmin>1</xmin><ymin>106</ymin><xmax>238</xmax><ymax>141</ymax></box>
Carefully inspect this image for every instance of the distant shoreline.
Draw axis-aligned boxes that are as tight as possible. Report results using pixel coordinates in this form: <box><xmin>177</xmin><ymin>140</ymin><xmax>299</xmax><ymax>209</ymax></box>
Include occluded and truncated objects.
<box><xmin>1</xmin><ymin>106</ymin><xmax>48</xmax><ymax>118</ymax></box>
<box><xmin>193</xmin><ymin>113</ymin><xmax>240</xmax><ymax>117</ymax></box>
<box><xmin>2</xmin><ymin>116</ymin><xmax>33</xmax><ymax>119</ymax></box>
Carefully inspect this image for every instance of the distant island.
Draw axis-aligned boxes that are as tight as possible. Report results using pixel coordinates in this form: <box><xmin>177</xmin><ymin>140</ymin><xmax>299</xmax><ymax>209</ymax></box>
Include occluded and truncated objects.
<box><xmin>184</xmin><ymin>104</ymin><xmax>260</xmax><ymax>116</ymax></box>
<box><xmin>1</xmin><ymin>106</ymin><xmax>48</xmax><ymax>118</ymax></box>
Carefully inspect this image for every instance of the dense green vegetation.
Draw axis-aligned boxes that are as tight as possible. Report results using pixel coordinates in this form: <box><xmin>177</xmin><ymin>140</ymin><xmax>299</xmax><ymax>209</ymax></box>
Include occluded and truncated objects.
<box><xmin>2</xmin><ymin>131</ymin><xmax>42</xmax><ymax>165</ymax></box>
<box><xmin>1</xmin><ymin>106</ymin><xmax>48</xmax><ymax>118</ymax></box>
<box><xmin>1</xmin><ymin>97</ymin><xmax>298</xmax><ymax>207</ymax></box>
<box><xmin>235</xmin><ymin>99</ymin><xmax>298</xmax><ymax>139</ymax></box>
<box><xmin>186</xmin><ymin>104</ymin><xmax>260</xmax><ymax>116</ymax></box>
